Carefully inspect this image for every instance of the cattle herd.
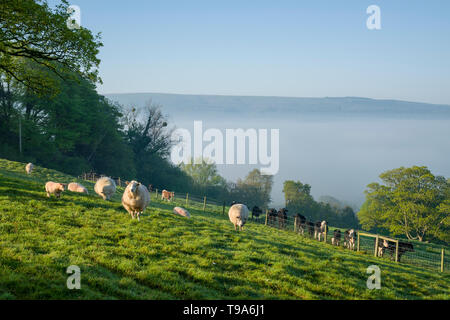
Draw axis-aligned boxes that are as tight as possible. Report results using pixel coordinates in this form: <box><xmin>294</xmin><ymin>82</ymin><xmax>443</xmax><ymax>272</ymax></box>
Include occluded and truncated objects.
<box><xmin>28</xmin><ymin>162</ymin><xmax>415</xmax><ymax>261</ymax></box>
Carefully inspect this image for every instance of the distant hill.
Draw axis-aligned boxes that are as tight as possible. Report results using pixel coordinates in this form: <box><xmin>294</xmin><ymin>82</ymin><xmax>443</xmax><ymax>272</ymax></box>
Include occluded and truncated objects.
<box><xmin>104</xmin><ymin>92</ymin><xmax>450</xmax><ymax>119</ymax></box>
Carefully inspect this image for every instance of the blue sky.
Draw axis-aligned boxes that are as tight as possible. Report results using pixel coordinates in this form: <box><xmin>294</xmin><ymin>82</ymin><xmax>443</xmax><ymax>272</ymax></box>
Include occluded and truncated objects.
<box><xmin>54</xmin><ymin>0</ymin><xmax>450</xmax><ymax>104</ymax></box>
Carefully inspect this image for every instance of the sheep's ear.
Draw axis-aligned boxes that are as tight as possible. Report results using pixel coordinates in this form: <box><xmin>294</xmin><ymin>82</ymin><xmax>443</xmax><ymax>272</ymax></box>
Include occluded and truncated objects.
<box><xmin>137</xmin><ymin>182</ymin><xmax>141</xmax><ymax>186</ymax></box>
<box><xmin>125</xmin><ymin>181</ymin><xmax>130</xmax><ymax>186</ymax></box>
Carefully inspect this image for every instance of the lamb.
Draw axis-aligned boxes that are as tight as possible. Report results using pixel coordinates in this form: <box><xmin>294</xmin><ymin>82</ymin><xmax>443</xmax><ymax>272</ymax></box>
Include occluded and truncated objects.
<box><xmin>173</xmin><ymin>206</ymin><xmax>190</xmax><ymax>218</ymax></box>
<box><xmin>67</xmin><ymin>182</ymin><xmax>88</xmax><ymax>194</ymax></box>
<box><xmin>94</xmin><ymin>177</ymin><xmax>116</xmax><ymax>200</ymax></box>
<box><xmin>45</xmin><ymin>181</ymin><xmax>67</xmax><ymax>198</ymax></box>
<box><xmin>121</xmin><ymin>180</ymin><xmax>150</xmax><ymax>221</ymax></box>
<box><xmin>228</xmin><ymin>203</ymin><xmax>249</xmax><ymax>231</ymax></box>
<box><xmin>25</xmin><ymin>163</ymin><xmax>34</xmax><ymax>174</ymax></box>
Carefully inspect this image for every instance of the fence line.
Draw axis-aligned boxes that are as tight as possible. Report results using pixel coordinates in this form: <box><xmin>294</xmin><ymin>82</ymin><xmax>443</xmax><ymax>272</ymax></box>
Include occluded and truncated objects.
<box><xmin>78</xmin><ymin>172</ymin><xmax>449</xmax><ymax>273</ymax></box>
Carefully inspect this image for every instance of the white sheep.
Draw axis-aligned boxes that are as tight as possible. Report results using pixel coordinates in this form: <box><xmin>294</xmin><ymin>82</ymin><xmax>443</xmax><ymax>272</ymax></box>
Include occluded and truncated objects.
<box><xmin>173</xmin><ymin>206</ymin><xmax>190</xmax><ymax>218</ymax></box>
<box><xmin>121</xmin><ymin>180</ymin><xmax>150</xmax><ymax>221</ymax></box>
<box><xmin>25</xmin><ymin>163</ymin><xmax>34</xmax><ymax>174</ymax></box>
<box><xmin>45</xmin><ymin>181</ymin><xmax>67</xmax><ymax>198</ymax></box>
<box><xmin>94</xmin><ymin>177</ymin><xmax>116</xmax><ymax>200</ymax></box>
<box><xmin>228</xmin><ymin>203</ymin><xmax>249</xmax><ymax>231</ymax></box>
<box><xmin>68</xmin><ymin>182</ymin><xmax>88</xmax><ymax>194</ymax></box>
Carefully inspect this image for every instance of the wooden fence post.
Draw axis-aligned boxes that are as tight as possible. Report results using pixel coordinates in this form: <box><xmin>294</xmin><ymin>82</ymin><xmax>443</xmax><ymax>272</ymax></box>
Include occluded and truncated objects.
<box><xmin>203</xmin><ymin>196</ymin><xmax>206</xmax><ymax>212</ymax></box>
<box><xmin>357</xmin><ymin>233</ymin><xmax>360</xmax><ymax>252</ymax></box>
<box><xmin>395</xmin><ymin>240</ymin><xmax>399</xmax><ymax>263</ymax></box>
<box><xmin>222</xmin><ymin>202</ymin><xmax>225</xmax><ymax>215</ymax></box>
<box><xmin>118</xmin><ymin>177</ymin><xmax>121</xmax><ymax>187</ymax></box>
<box><xmin>441</xmin><ymin>248</ymin><xmax>445</xmax><ymax>273</ymax></box>
<box><xmin>374</xmin><ymin>235</ymin><xmax>379</xmax><ymax>257</ymax></box>
<box><xmin>324</xmin><ymin>226</ymin><xmax>327</xmax><ymax>243</ymax></box>
<box><xmin>186</xmin><ymin>193</ymin><xmax>189</xmax><ymax>206</ymax></box>
<box><xmin>294</xmin><ymin>216</ymin><xmax>298</xmax><ymax>233</ymax></box>
<box><xmin>265</xmin><ymin>209</ymin><xmax>268</xmax><ymax>226</ymax></box>
<box><xmin>155</xmin><ymin>189</ymin><xmax>158</xmax><ymax>199</ymax></box>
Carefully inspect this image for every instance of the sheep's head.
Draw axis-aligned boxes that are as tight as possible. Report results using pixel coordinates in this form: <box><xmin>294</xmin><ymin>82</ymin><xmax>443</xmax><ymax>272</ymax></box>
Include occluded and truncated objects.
<box><xmin>128</xmin><ymin>180</ymin><xmax>141</xmax><ymax>194</ymax></box>
<box><xmin>59</xmin><ymin>183</ymin><xmax>67</xmax><ymax>191</ymax></box>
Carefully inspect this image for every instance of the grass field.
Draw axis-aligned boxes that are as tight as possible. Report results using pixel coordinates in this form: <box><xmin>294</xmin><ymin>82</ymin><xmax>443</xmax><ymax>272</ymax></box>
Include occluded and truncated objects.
<box><xmin>0</xmin><ymin>158</ymin><xmax>449</xmax><ymax>299</ymax></box>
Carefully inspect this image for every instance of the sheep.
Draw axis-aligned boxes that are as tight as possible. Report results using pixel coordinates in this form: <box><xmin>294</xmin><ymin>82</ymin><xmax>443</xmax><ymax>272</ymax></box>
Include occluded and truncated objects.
<box><xmin>94</xmin><ymin>177</ymin><xmax>116</xmax><ymax>200</ymax></box>
<box><xmin>25</xmin><ymin>163</ymin><xmax>34</xmax><ymax>174</ymax></box>
<box><xmin>228</xmin><ymin>203</ymin><xmax>249</xmax><ymax>231</ymax></box>
<box><xmin>45</xmin><ymin>181</ymin><xmax>67</xmax><ymax>198</ymax></box>
<box><xmin>121</xmin><ymin>180</ymin><xmax>150</xmax><ymax>221</ymax></box>
<box><xmin>67</xmin><ymin>182</ymin><xmax>88</xmax><ymax>194</ymax></box>
<box><xmin>173</xmin><ymin>206</ymin><xmax>190</xmax><ymax>218</ymax></box>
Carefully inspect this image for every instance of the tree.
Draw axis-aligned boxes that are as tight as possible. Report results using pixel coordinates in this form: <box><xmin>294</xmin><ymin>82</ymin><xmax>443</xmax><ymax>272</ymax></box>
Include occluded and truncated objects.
<box><xmin>230</xmin><ymin>169</ymin><xmax>273</xmax><ymax>208</ymax></box>
<box><xmin>358</xmin><ymin>166</ymin><xmax>449</xmax><ymax>242</ymax></box>
<box><xmin>283</xmin><ymin>180</ymin><xmax>316</xmax><ymax>215</ymax></box>
<box><xmin>180</xmin><ymin>158</ymin><xmax>227</xmax><ymax>187</ymax></box>
<box><xmin>0</xmin><ymin>0</ymin><xmax>102</xmax><ymax>94</ymax></box>
<box><xmin>122</xmin><ymin>101</ymin><xmax>173</xmax><ymax>159</ymax></box>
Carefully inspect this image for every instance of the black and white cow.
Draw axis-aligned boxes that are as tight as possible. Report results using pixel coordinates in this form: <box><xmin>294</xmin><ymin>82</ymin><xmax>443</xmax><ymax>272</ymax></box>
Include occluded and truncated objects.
<box><xmin>252</xmin><ymin>206</ymin><xmax>262</xmax><ymax>220</ymax></box>
<box><xmin>306</xmin><ymin>221</ymin><xmax>315</xmax><ymax>237</ymax></box>
<box><xmin>268</xmin><ymin>208</ymin><xmax>278</xmax><ymax>225</ymax></box>
<box><xmin>377</xmin><ymin>239</ymin><xmax>414</xmax><ymax>262</ymax></box>
<box><xmin>277</xmin><ymin>208</ymin><xmax>288</xmax><ymax>229</ymax></box>
<box><xmin>295</xmin><ymin>213</ymin><xmax>307</xmax><ymax>235</ymax></box>
<box><xmin>314</xmin><ymin>221</ymin><xmax>327</xmax><ymax>241</ymax></box>
<box><xmin>331</xmin><ymin>229</ymin><xmax>341</xmax><ymax>246</ymax></box>
<box><xmin>344</xmin><ymin>229</ymin><xmax>357</xmax><ymax>250</ymax></box>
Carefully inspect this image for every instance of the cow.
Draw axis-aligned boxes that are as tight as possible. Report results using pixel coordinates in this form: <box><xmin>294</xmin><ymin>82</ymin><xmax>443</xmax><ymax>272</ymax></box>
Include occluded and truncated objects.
<box><xmin>161</xmin><ymin>189</ymin><xmax>174</xmax><ymax>202</ymax></box>
<box><xmin>267</xmin><ymin>208</ymin><xmax>278</xmax><ymax>226</ymax></box>
<box><xmin>294</xmin><ymin>213</ymin><xmax>306</xmax><ymax>234</ymax></box>
<box><xmin>277</xmin><ymin>208</ymin><xmax>288</xmax><ymax>229</ymax></box>
<box><xmin>306</xmin><ymin>221</ymin><xmax>315</xmax><ymax>237</ymax></box>
<box><xmin>252</xmin><ymin>206</ymin><xmax>263</xmax><ymax>220</ymax></box>
<box><xmin>378</xmin><ymin>239</ymin><xmax>414</xmax><ymax>262</ymax></box>
<box><xmin>331</xmin><ymin>229</ymin><xmax>341</xmax><ymax>246</ymax></box>
<box><xmin>344</xmin><ymin>229</ymin><xmax>357</xmax><ymax>250</ymax></box>
<box><xmin>314</xmin><ymin>220</ymin><xmax>328</xmax><ymax>241</ymax></box>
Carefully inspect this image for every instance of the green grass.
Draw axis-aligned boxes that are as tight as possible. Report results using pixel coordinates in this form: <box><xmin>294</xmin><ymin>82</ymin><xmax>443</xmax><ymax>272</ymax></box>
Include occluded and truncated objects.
<box><xmin>0</xmin><ymin>158</ymin><xmax>449</xmax><ymax>299</ymax></box>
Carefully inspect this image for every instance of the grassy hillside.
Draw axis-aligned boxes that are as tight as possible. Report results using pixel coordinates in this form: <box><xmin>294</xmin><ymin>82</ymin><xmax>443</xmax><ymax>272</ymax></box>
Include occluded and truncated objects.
<box><xmin>0</xmin><ymin>159</ymin><xmax>449</xmax><ymax>299</ymax></box>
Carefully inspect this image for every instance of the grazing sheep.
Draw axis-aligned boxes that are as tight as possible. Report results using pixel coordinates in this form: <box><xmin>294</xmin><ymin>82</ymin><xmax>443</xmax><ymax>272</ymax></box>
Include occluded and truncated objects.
<box><xmin>228</xmin><ymin>204</ymin><xmax>249</xmax><ymax>231</ymax></box>
<box><xmin>67</xmin><ymin>182</ymin><xmax>88</xmax><ymax>194</ymax></box>
<box><xmin>45</xmin><ymin>181</ymin><xmax>66</xmax><ymax>198</ymax></box>
<box><xmin>173</xmin><ymin>206</ymin><xmax>190</xmax><ymax>218</ymax></box>
<box><xmin>121</xmin><ymin>180</ymin><xmax>150</xmax><ymax>221</ymax></box>
<box><xmin>94</xmin><ymin>177</ymin><xmax>116</xmax><ymax>200</ymax></box>
<box><xmin>25</xmin><ymin>163</ymin><xmax>34</xmax><ymax>174</ymax></box>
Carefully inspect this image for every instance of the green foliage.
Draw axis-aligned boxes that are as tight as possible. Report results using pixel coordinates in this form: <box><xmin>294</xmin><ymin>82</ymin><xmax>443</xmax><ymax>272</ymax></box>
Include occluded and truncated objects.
<box><xmin>358</xmin><ymin>166</ymin><xmax>449</xmax><ymax>242</ymax></box>
<box><xmin>1</xmin><ymin>158</ymin><xmax>449</xmax><ymax>299</ymax></box>
<box><xmin>0</xmin><ymin>0</ymin><xmax>102</xmax><ymax>95</ymax></box>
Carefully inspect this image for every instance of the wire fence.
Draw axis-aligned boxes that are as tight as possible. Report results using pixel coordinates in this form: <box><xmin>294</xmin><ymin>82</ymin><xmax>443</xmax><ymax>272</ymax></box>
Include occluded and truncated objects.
<box><xmin>79</xmin><ymin>172</ymin><xmax>449</xmax><ymax>274</ymax></box>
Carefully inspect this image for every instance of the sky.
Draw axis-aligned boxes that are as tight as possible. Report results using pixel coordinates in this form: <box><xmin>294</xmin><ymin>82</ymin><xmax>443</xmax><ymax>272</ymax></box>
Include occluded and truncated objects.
<box><xmin>51</xmin><ymin>0</ymin><xmax>450</xmax><ymax>105</ymax></box>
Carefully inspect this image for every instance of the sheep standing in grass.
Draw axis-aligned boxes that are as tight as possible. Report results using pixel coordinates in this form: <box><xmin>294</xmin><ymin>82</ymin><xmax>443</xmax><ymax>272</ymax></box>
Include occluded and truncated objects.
<box><xmin>25</xmin><ymin>163</ymin><xmax>34</xmax><ymax>174</ymax></box>
<box><xmin>68</xmin><ymin>182</ymin><xmax>88</xmax><ymax>194</ymax></box>
<box><xmin>94</xmin><ymin>177</ymin><xmax>116</xmax><ymax>200</ymax></box>
<box><xmin>228</xmin><ymin>204</ymin><xmax>249</xmax><ymax>231</ymax></box>
<box><xmin>45</xmin><ymin>181</ymin><xmax>66</xmax><ymax>198</ymax></box>
<box><xmin>122</xmin><ymin>180</ymin><xmax>150</xmax><ymax>221</ymax></box>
